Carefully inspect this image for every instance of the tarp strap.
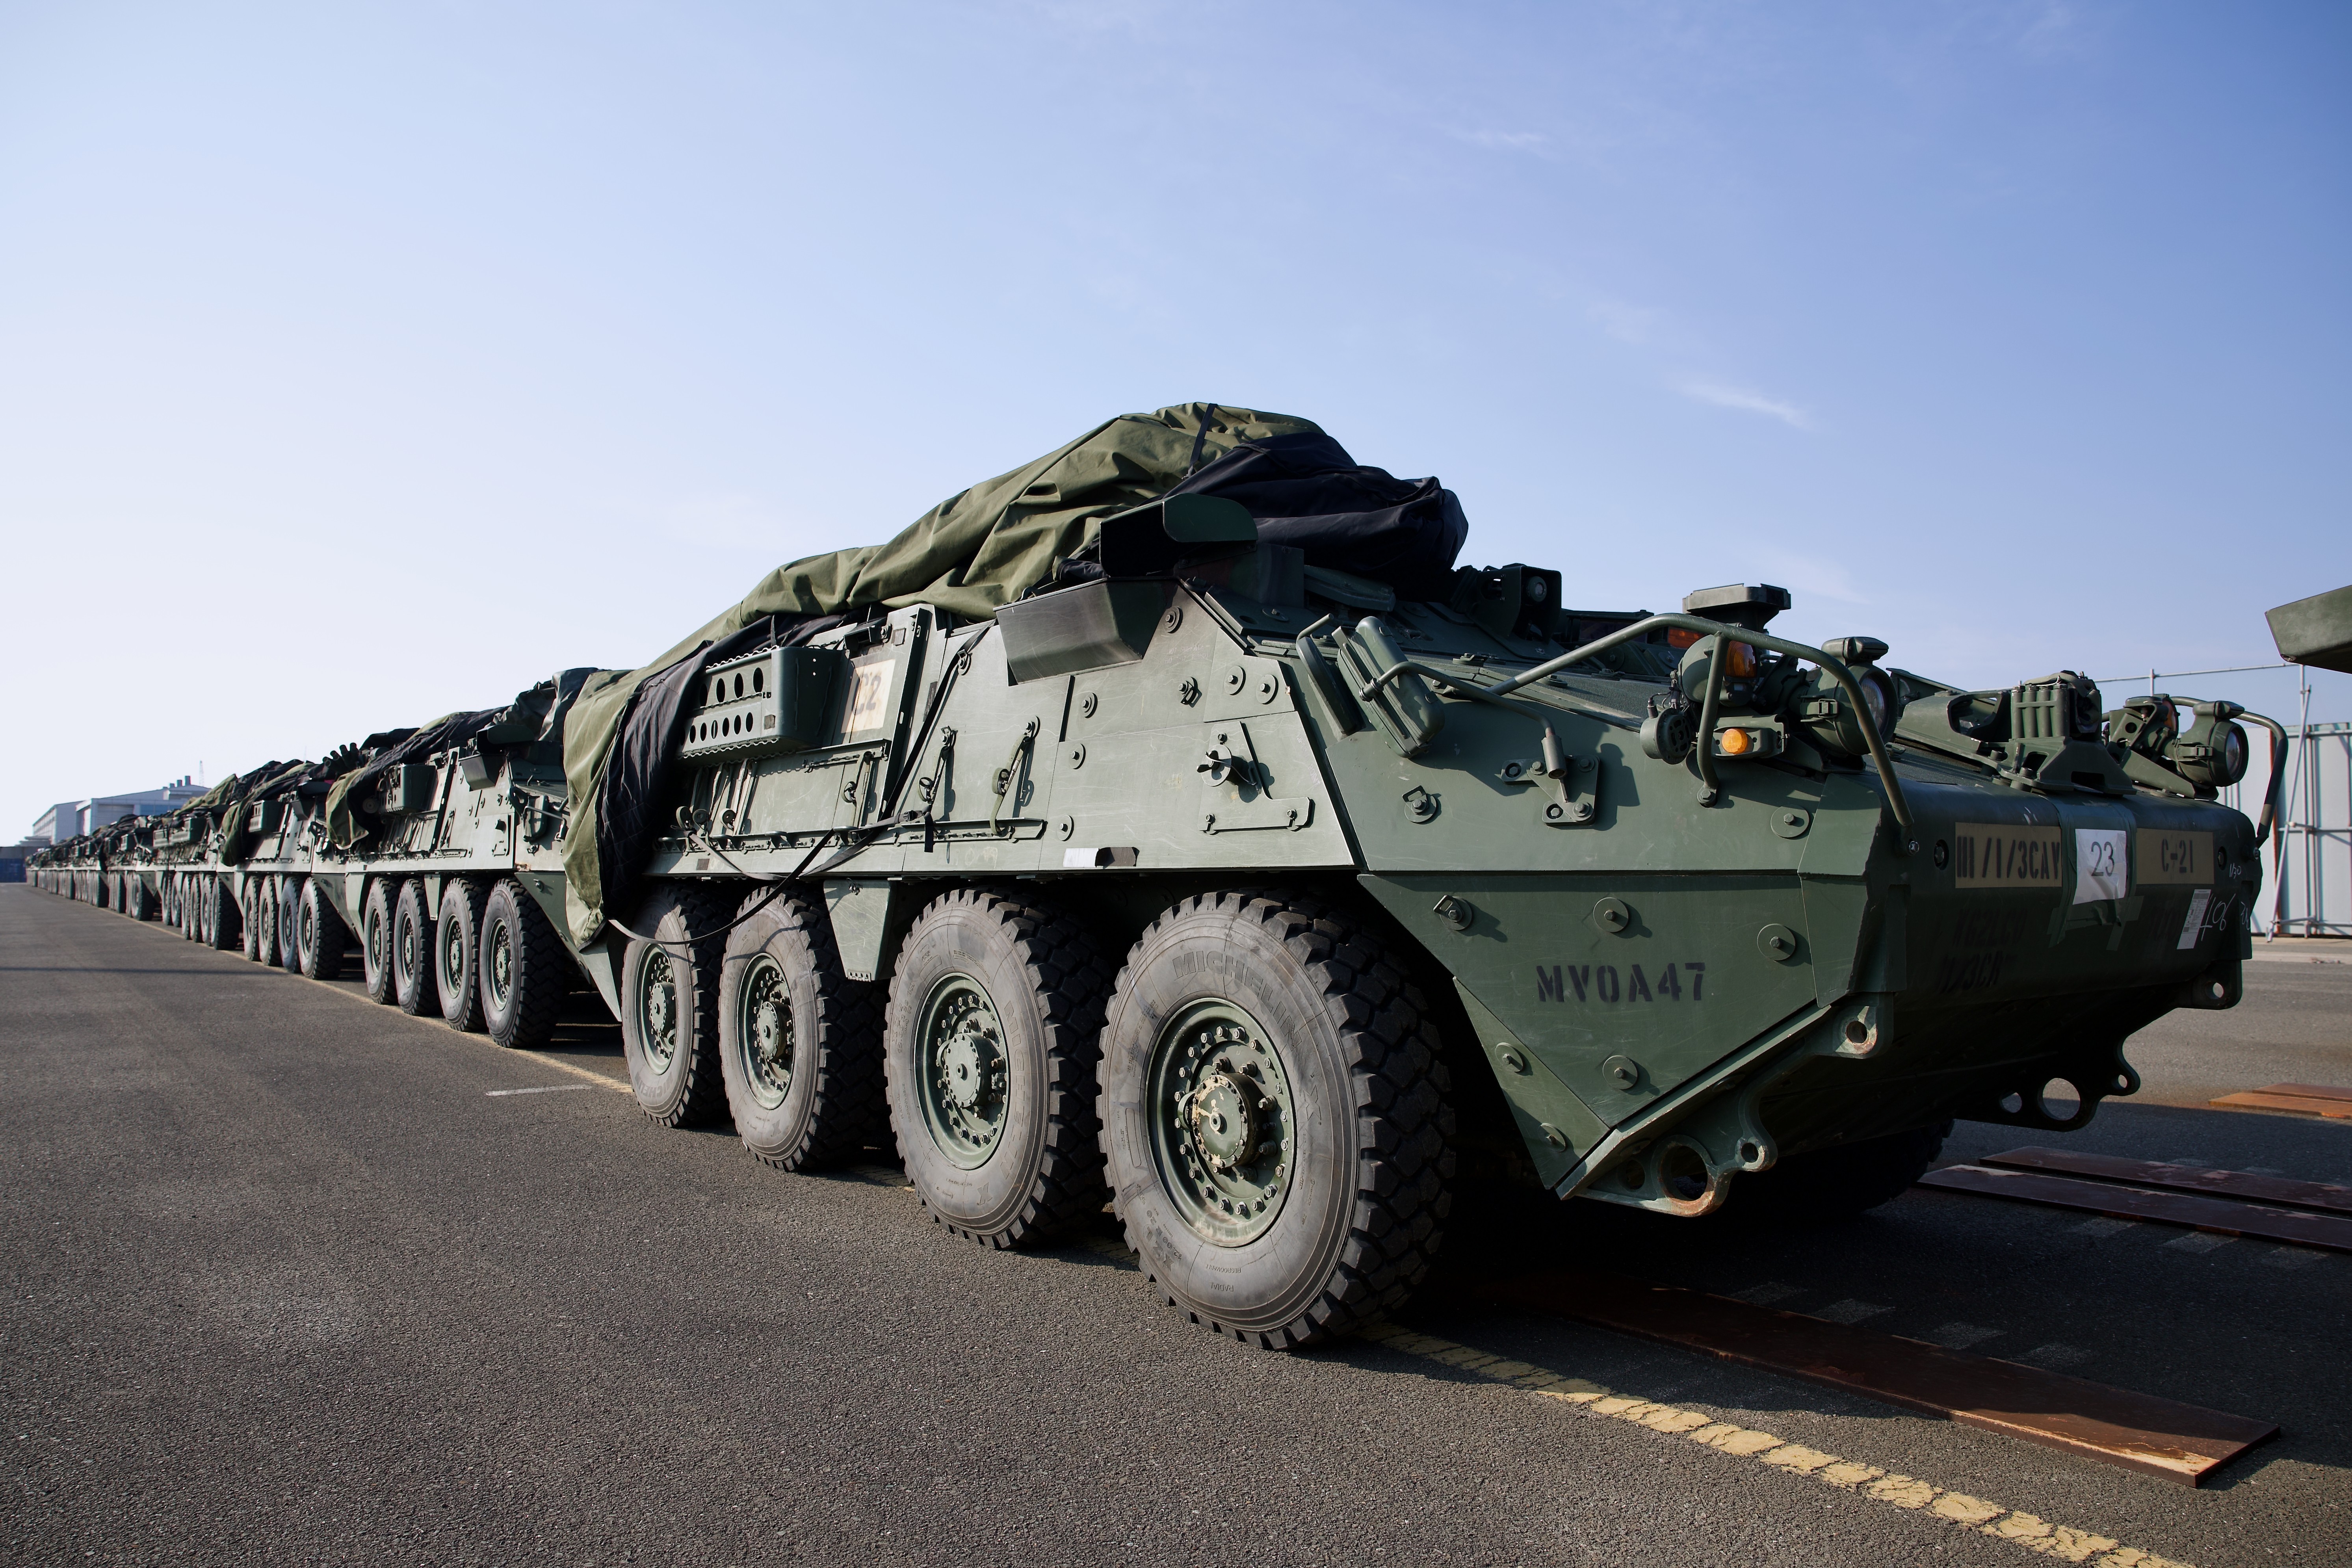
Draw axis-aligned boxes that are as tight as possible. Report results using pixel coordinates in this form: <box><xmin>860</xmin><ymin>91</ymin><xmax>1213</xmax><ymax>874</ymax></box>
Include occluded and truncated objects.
<box><xmin>1185</xmin><ymin>404</ymin><xmax>1221</xmax><ymax>476</ymax></box>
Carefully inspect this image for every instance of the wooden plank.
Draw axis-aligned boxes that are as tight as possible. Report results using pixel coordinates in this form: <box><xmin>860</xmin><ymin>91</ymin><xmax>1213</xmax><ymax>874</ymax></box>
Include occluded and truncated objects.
<box><xmin>2260</xmin><ymin>1082</ymin><xmax>2352</xmax><ymax>1104</ymax></box>
<box><xmin>2210</xmin><ymin>1090</ymin><xmax>2352</xmax><ymax>1120</ymax></box>
<box><xmin>1477</xmin><ymin>1272</ymin><xmax>2276</xmax><ymax>1486</ymax></box>
<box><xmin>1919</xmin><ymin>1164</ymin><xmax>2352</xmax><ymax>1252</ymax></box>
<box><xmin>1982</xmin><ymin>1146</ymin><xmax>2352</xmax><ymax>1216</ymax></box>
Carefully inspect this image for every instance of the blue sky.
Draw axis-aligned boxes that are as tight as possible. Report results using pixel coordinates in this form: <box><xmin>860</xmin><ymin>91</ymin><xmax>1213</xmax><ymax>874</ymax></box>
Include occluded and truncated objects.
<box><xmin>3</xmin><ymin>1</ymin><xmax>2346</xmax><ymax>832</ymax></box>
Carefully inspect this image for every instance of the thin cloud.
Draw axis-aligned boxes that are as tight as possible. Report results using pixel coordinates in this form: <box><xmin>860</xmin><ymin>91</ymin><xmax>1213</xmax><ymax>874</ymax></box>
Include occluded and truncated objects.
<box><xmin>1450</xmin><ymin>128</ymin><xmax>1547</xmax><ymax>152</ymax></box>
<box><xmin>1590</xmin><ymin>299</ymin><xmax>1663</xmax><ymax>345</ymax></box>
<box><xmin>1677</xmin><ymin>378</ymin><xmax>1814</xmax><ymax>430</ymax></box>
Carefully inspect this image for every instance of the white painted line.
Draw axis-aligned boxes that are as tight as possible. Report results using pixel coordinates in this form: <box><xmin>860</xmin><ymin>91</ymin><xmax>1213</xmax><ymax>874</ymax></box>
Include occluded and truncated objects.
<box><xmin>1926</xmin><ymin>1322</ymin><xmax>2003</xmax><ymax>1350</ymax></box>
<box><xmin>1814</xmin><ymin>1299</ymin><xmax>1891</xmax><ymax>1325</ymax></box>
<box><xmin>2162</xmin><ymin>1232</ymin><xmax>2234</xmax><ymax>1255</ymax></box>
<box><xmin>1729</xmin><ymin>1281</ymin><xmax>1803</xmax><ymax>1305</ymax></box>
<box><xmin>485</xmin><ymin>1084</ymin><xmax>596</xmax><ymax>1098</ymax></box>
<box><xmin>2073</xmin><ymin>1217</ymin><xmax>2138</xmax><ymax>1237</ymax></box>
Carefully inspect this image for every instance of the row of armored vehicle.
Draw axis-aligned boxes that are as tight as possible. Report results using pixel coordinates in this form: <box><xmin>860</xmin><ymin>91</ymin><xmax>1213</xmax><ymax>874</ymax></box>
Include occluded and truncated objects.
<box><xmin>26</xmin><ymin>403</ymin><xmax>2284</xmax><ymax>1349</ymax></box>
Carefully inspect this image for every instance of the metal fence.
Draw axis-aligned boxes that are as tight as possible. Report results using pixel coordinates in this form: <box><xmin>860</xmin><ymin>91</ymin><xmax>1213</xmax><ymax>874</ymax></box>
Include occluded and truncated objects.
<box><xmin>2225</xmin><ymin>720</ymin><xmax>2350</xmax><ymax>938</ymax></box>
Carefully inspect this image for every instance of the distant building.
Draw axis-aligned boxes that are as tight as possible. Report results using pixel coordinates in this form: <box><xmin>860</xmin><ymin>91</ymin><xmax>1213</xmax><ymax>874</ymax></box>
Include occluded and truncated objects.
<box><xmin>0</xmin><ymin>840</ymin><xmax>38</xmax><ymax>882</ymax></box>
<box><xmin>29</xmin><ymin>777</ymin><xmax>209</xmax><ymax>844</ymax></box>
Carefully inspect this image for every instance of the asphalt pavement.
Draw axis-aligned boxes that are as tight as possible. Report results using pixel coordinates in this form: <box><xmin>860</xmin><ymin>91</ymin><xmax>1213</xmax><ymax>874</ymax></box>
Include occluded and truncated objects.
<box><xmin>3</xmin><ymin>886</ymin><xmax>2345</xmax><ymax>1566</ymax></box>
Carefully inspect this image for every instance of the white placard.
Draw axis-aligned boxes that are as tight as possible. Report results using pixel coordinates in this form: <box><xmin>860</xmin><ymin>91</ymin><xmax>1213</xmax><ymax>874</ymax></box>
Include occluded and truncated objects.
<box><xmin>2177</xmin><ymin>888</ymin><xmax>2213</xmax><ymax>950</ymax></box>
<box><xmin>2074</xmin><ymin>829</ymin><xmax>2129</xmax><ymax>904</ymax></box>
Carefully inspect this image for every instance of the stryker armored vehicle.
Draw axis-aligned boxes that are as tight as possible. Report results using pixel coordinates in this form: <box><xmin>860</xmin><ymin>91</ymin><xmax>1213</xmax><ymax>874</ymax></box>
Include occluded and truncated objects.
<box><xmin>27</xmin><ymin>403</ymin><xmax>2285</xmax><ymax>1352</ymax></box>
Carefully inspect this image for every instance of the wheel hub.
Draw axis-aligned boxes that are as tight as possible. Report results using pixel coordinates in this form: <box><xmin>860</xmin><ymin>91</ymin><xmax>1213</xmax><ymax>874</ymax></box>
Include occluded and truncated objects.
<box><xmin>938</xmin><ymin>1021</ymin><xmax>1000</xmax><ymax>1111</ymax></box>
<box><xmin>916</xmin><ymin>977</ymin><xmax>1008</xmax><ymax>1169</ymax></box>
<box><xmin>1148</xmin><ymin>1004</ymin><xmax>1297</xmax><ymax>1246</ymax></box>
<box><xmin>1187</xmin><ymin>1070</ymin><xmax>1263</xmax><ymax>1172</ymax></box>
<box><xmin>641</xmin><ymin>951</ymin><xmax>678</xmax><ymax>1066</ymax></box>
<box><xmin>738</xmin><ymin>955</ymin><xmax>795</xmax><ymax>1108</ymax></box>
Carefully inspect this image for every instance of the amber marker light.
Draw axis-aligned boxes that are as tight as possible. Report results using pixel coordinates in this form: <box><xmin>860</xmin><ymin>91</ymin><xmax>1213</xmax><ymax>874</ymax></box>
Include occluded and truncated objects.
<box><xmin>1717</xmin><ymin>728</ymin><xmax>1754</xmax><ymax>756</ymax></box>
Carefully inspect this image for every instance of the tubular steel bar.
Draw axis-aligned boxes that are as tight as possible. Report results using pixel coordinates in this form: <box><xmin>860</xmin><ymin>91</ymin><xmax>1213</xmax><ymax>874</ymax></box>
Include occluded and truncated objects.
<box><xmin>1919</xmin><ymin>1165</ymin><xmax>2352</xmax><ymax>1252</ymax></box>
<box><xmin>1477</xmin><ymin>1272</ymin><xmax>2277</xmax><ymax>1486</ymax></box>
<box><xmin>1982</xmin><ymin>1146</ymin><xmax>2352</xmax><ymax>1215</ymax></box>
<box><xmin>1465</xmin><ymin>612</ymin><xmax>1915</xmax><ymax>832</ymax></box>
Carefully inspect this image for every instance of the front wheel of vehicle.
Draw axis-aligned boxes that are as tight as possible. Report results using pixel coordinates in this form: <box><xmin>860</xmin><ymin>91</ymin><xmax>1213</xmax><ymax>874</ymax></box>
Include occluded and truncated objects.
<box><xmin>206</xmin><ymin>876</ymin><xmax>242</xmax><ymax>951</ymax></box>
<box><xmin>361</xmin><ymin>880</ymin><xmax>398</xmax><ymax>1004</ymax></box>
<box><xmin>619</xmin><ymin>886</ymin><xmax>731</xmax><ymax>1128</ymax></box>
<box><xmin>277</xmin><ymin>877</ymin><xmax>303</xmax><ymax>974</ymax></box>
<box><xmin>480</xmin><ymin>879</ymin><xmax>566</xmax><ymax>1050</ymax></box>
<box><xmin>1099</xmin><ymin>890</ymin><xmax>1455</xmax><ymax>1350</ymax></box>
<box><xmin>392</xmin><ymin>879</ymin><xmax>438</xmax><ymax>1015</ymax></box>
<box><xmin>718</xmin><ymin>888</ymin><xmax>884</xmax><ymax>1171</ymax></box>
<box><xmin>297</xmin><ymin>877</ymin><xmax>346</xmax><ymax>979</ymax></box>
<box><xmin>882</xmin><ymin>888</ymin><xmax>1112</xmax><ymax>1248</ymax></box>
<box><xmin>436</xmin><ymin>879</ymin><xmax>487</xmax><ymax>1030</ymax></box>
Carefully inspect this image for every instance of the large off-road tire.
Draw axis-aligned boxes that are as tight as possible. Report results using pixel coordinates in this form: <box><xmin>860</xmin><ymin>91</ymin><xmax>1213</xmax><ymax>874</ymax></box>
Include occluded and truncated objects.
<box><xmin>393</xmin><ymin>879</ymin><xmax>439</xmax><ymax>1016</ymax></box>
<box><xmin>278</xmin><ymin>877</ymin><xmax>303</xmax><ymax>974</ymax></box>
<box><xmin>239</xmin><ymin>881</ymin><xmax>263</xmax><ymax>959</ymax></box>
<box><xmin>1100</xmin><ymin>890</ymin><xmax>1455</xmax><ymax>1350</ymax></box>
<box><xmin>360</xmin><ymin>879</ymin><xmax>398</xmax><ymax>1005</ymax></box>
<box><xmin>205</xmin><ymin>876</ymin><xmax>242</xmax><ymax>951</ymax></box>
<box><xmin>717</xmin><ymin>887</ymin><xmax>885</xmax><ymax>1171</ymax></box>
<box><xmin>436</xmin><ymin>879</ymin><xmax>488</xmax><ymax>1031</ymax></box>
<box><xmin>479</xmin><ymin>879</ymin><xmax>567</xmax><ymax>1050</ymax></box>
<box><xmin>619</xmin><ymin>885</ymin><xmax>732</xmax><ymax>1128</ymax></box>
<box><xmin>296</xmin><ymin>877</ymin><xmax>347</xmax><ymax>979</ymax></box>
<box><xmin>883</xmin><ymin>888</ymin><xmax>1113</xmax><ymax>1248</ymax></box>
<box><xmin>1731</xmin><ymin>1121</ymin><xmax>1953</xmax><ymax>1226</ymax></box>
<box><xmin>125</xmin><ymin>877</ymin><xmax>151</xmax><ymax>923</ymax></box>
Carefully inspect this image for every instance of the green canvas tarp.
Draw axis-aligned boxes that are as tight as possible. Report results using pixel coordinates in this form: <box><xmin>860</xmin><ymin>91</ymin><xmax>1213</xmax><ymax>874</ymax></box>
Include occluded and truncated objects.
<box><xmin>559</xmin><ymin>402</ymin><xmax>1321</xmax><ymax>944</ymax></box>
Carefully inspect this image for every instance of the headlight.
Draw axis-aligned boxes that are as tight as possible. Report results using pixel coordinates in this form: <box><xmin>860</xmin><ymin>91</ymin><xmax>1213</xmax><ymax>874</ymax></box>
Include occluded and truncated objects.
<box><xmin>1858</xmin><ymin>673</ymin><xmax>1888</xmax><ymax>732</ymax></box>
<box><xmin>2166</xmin><ymin>702</ymin><xmax>2249</xmax><ymax>791</ymax></box>
<box><xmin>1793</xmin><ymin>662</ymin><xmax>1901</xmax><ymax>759</ymax></box>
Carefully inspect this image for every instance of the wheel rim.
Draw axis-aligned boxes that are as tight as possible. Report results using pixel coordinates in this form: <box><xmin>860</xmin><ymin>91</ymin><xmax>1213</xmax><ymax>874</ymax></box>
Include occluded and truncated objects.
<box><xmin>397</xmin><ymin>910</ymin><xmax>415</xmax><ymax>981</ymax></box>
<box><xmin>487</xmin><ymin>921</ymin><xmax>514</xmax><ymax>1010</ymax></box>
<box><xmin>1147</xmin><ymin>997</ymin><xmax>1299</xmax><ymax>1247</ymax></box>
<box><xmin>914</xmin><ymin>973</ymin><xmax>1008</xmax><ymax>1169</ymax></box>
<box><xmin>367</xmin><ymin>908</ymin><xmax>385</xmax><ymax>977</ymax></box>
<box><xmin>440</xmin><ymin>917</ymin><xmax>464</xmax><ymax>993</ymax></box>
<box><xmin>636</xmin><ymin>949</ymin><xmax>678</xmax><ymax>1070</ymax></box>
<box><xmin>733</xmin><ymin>954</ymin><xmax>794</xmax><ymax>1110</ymax></box>
<box><xmin>301</xmin><ymin>904</ymin><xmax>316</xmax><ymax>962</ymax></box>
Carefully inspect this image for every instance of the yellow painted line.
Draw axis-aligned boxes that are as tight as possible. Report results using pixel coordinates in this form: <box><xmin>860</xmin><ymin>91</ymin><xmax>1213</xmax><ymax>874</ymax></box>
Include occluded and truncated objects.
<box><xmin>1351</xmin><ymin>1320</ymin><xmax>2195</xmax><ymax>1567</ymax></box>
<box><xmin>1083</xmin><ymin>1232</ymin><xmax>2188</xmax><ymax>1567</ymax></box>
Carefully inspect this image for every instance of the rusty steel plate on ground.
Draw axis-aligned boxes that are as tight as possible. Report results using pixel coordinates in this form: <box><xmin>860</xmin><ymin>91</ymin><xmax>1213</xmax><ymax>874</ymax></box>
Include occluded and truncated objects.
<box><xmin>1476</xmin><ymin>1272</ymin><xmax>2277</xmax><ymax>1486</ymax></box>
<box><xmin>1919</xmin><ymin>1164</ymin><xmax>2352</xmax><ymax>1252</ymax></box>
<box><xmin>1982</xmin><ymin>1146</ymin><xmax>2352</xmax><ymax>1215</ymax></box>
